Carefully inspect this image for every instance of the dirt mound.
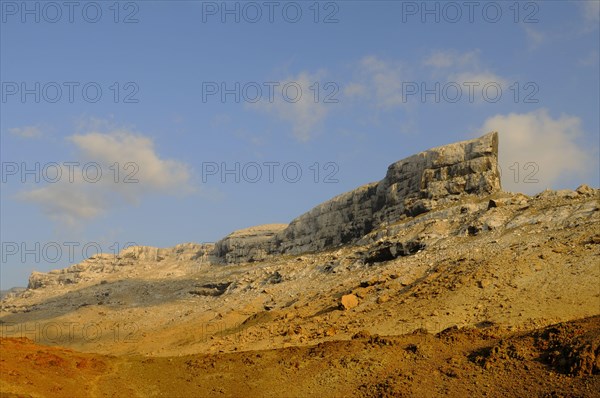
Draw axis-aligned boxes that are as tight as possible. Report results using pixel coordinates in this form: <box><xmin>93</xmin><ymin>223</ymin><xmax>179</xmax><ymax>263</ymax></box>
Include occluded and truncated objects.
<box><xmin>469</xmin><ymin>317</ymin><xmax>600</xmax><ymax>378</ymax></box>
<box><xmin>0</xmin><ymin>337</ymin><xmax>110</xmax><ymax>397</ymax></box>
<box><xmin>535</xmin><ymin>317</ymin><xmax>600</xmax><ymax>376</ymax></box>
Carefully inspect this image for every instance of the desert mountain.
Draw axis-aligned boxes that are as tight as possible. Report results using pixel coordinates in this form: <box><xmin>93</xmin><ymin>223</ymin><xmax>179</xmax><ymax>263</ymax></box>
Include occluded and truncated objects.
<box><xmin>1</xmin><ymin>132</ymin><xmax>599</xmax><ymax>397</ymax></box>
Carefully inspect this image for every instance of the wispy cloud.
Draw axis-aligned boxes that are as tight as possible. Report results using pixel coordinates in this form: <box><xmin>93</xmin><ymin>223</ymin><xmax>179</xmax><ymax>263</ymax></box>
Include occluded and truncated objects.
<box><xmin>479</xmin><ymin>109</ymin><xmax>595</xmax><ymax>194</ymax></box>
<box><xmin>250</xmin><ymin>71</ymin><xmax>330</xmax><ymax>142</ymax></box>
<box><xmin>449</xmin><ymin>71</ymin><xmax>508</xmax><ymax>87</ymax></box>
<box><xmin>343</xmin><ymin>50</ymin><xmax>510</xmax><ymax>116</ymax></box>
<box><xmin>579</xmin><ymin>0</ymin><xmax>600</xmax><ymax>32</ymax></box>
<box><xmin>68</xmin><ymin>131</ymin><xmax>191</xmax><ymax>193</ymax></box>
<box><xmin>17</xmin><ymin>122</ymin><xmax>194</xmax><ymax>226</ymax></box>
<box><xmin>9</xmin><ymin>125</ymin><xmax>43</xmax><ymax>138</ymax></box>
<box><xmin>423</xmin><ymin>49</ymin><xmax>508</xmax><ymax>102</ymax></box>
<box><xmin>345</xmin><ymin>55</ymin><xmax>408</xmax><ymax>109</ymax></box>
<box><xmin>524</xmin><ymin>26</ymin><xmax>545</xmax><ymax>50</ymax></box>
<box><xmin>423</xmin><ymin>49</ymin><xmax>481</xmax><ymax>70</ymax></box>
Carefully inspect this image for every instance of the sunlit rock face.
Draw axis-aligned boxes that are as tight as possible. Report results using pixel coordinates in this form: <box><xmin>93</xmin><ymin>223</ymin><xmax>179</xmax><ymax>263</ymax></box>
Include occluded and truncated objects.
<box><xmin>216</xmin><ymin>132</ymin><xmax>501</xmax><ymax>261</ymax></box>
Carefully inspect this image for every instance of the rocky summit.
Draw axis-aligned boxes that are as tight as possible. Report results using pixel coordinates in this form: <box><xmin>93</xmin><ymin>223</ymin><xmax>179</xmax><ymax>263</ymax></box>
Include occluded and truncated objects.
<box><xmin>2</xmin><ymin>132</ymin><xmax>599</xmax><ymax>398</ymax></box>
<box><xmin>216</xmin><ymin>132</ymin><xmax>501</xmax><ymax>263</ymax></box>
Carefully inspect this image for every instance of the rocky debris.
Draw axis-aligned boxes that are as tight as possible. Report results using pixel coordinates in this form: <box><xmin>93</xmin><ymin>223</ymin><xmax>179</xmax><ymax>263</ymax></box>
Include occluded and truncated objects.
<box><xmin>487</xmin><ymin>193</ymin><xmax>528</xmax><ymax>209</ymax></box>
<box><xmin>352</xmin><ymin>330</ymin><xmax>372</xmax><ymax>339</ymax></box>
<box><xmin>364</xmin><ymin>239</ymin><xmax>425</xmax><ymax>264</ymax></box>
<box><xmin>0</xmin><ymin>287</ymin><xmax>26</xmax><ymax>300</ymax></box>
<box><xmin>353</xmin><ymin>287</ymin><xmax>373</xmax><ymax>299</ymax></box>
<box><xmin>469</xmin><ymin>317</ymin><xmax>600</xmax><ymax>378</ymax></box>
<box><xmin>477</xmin><ymin>279</ymin><xmax>492</xmax><ymax>289</ymax></box>
<box><xmin>576</xmin><ymin>184</ymin><xmax>596</xmax><ymax>197</ymax></box>
<box><xmin>535</xmin><ymin>187</ymin><xmax>596</xmax><ymax>200</ymax></box>
<box><xmin>341</xmin><ymin>294</ymin><xmax>359</xmax><ymax>310</ymax></box>
<box><xmin>535</xmin><ymin>320</ymin><xmax>600</xmax><ymax>376</ymax></box>
<box><xmin>189</xmin><ymin>282</ymin><xmax>232</xmax><ymax>297</ymax></box>
<box><xmin>265</xmin><ymin>271</ymin><xmax>283</xmax><ymax>284</ymax></box>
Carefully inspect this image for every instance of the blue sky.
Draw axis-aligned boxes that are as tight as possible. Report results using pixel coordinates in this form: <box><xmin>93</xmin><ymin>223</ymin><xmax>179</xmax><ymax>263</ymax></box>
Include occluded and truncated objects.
<box><xmin>1</xmin><ymin>0</ymin><xmax>599</xmax><ymax>289</ymax></box>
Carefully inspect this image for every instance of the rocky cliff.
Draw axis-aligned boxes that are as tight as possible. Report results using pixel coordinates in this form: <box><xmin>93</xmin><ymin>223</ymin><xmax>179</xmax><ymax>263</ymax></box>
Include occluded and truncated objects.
<box><xmin>213</xmin><ymin>224</ymin><xmax>288</xmax><ymax>263</ymax></box>
<box><xmin>216</xmin><ymin>132</ymin><xmax>501</xmax><ymax>261</ymax></box>
<box><xmin>21</xmin><ymin>132</ymin><xmax>502</xmax><ymax>287</ymax></box>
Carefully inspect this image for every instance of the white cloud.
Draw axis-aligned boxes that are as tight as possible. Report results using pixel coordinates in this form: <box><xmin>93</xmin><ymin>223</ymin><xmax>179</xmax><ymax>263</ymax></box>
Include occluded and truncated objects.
<box><xmin>421</xmin><ymin>50</ymin><xmax>509</xmax><ymax>103</ymax></box>
<box><xmin>450</xmin><ymin>71</ymin><xmax>509</xmax><ymax>103</ymax></box>
<box><xmin>450</xmin><ymin>71</ymin><xmax>508</xmax><ymax>87</ymax></box>
<box><xmin>69</xmin><ymin>131</ymin><xmax>191</xmax><ymax>192</ymax></box>
<box><xmin>17</xmin><ymin>126</ymin><xmax>194</xmax><ymax>226</ymax></box>
<box><xmin>18</xmin><ymin>185</ymin><xmax>106</xmax><ymax>226</ymax></box>
<box><xmin>9</xmin><ymin>125</ymin><xmax>42</xmax><ymax>138</ymax></box>
<box><xmin>346</xmin><ymin>56</ymin><xmax>408</xmax><ymax>109</ymax></box>
<box><xmin>343</xmin><ymin>82</ymin><xmax>367</xmax><ymax>97</ymax></box>
<box><xmin>344</xmin><ymin>50</ymin><xmax>510</xmax><ymax>111</ymax></box>
<box><xmin>251</xmin><ymin>71</ymin><xmax>330</xmax><ymax>142</ymax></box>
<box><xmin>479</xmin><ymin>109</ymin><xmax>595</xmax><ymax>194</ymax></box>
<box><xmin>580</xmin><ymin>1</ymin><xmax>600</xmax><ymax>31</ymax></box>
<box><xmin>423</xmin><ymin>50</ymin><xmax>503</xmax><ymax>84</ymax></box>
<box><xmin>524</xmin><ymin>26</ymin><xmax>545</xmax><ymax>49</ymax></box>
<box><xmin>423</xmin><ymin>50</ymin><xmax>481</xmax><ymax>70</ymax></box>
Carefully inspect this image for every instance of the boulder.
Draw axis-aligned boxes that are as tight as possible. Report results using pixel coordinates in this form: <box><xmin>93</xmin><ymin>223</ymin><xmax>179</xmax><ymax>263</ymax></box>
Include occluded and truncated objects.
<box><xmin>340</xmin><ymin>294</ymin><xmax>359</xmax><ymax>310</ymax></box>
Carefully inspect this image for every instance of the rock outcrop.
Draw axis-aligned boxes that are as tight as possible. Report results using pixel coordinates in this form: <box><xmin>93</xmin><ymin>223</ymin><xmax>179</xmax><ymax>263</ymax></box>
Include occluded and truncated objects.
<box><xmin>213</xmin><ymin>224</ymin><xmax>288</xmax><ymax>263</ymax></box>
<box><xmin>216</xmin><ymin>132</ymin><xmax>501</xmax><ymax>261</ymax></box>
<box><xmin>26</xmin><ymin>243</ymin><xmax>215</xmax><ymax>290</ymax></box>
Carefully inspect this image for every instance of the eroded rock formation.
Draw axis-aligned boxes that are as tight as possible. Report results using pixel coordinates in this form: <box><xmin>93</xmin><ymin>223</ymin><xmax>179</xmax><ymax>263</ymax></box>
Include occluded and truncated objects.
<box><xmin>216</xmin><ymin>132</ymin><xmax>501</xmax><ymax>261</ymax></box>
<box><xmin>24</xmin><ymin>132</ymin><xmax>502</xmax><ymax>285</ymax></box>
<box><xmin>213</xmin><ymin>224</ymin><xmax>288</xmax><ymax>263</ymax></box>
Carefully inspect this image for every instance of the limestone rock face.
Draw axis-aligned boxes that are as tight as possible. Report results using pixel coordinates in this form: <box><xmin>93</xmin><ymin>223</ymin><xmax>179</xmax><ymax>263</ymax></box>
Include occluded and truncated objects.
<box><xmin>272</xmin><ymin>132</ymin><xmax>501</xmax><ymax>256</ymax></box>
<box><xmin>214</xmin><ymin>224</ymin><xmax>288</xmax><ymax>263</ymax></box>
<box><xmin>215</xmin><ymin>133</ymin><xmax>500</xmax><ymax>262</ymax></box>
